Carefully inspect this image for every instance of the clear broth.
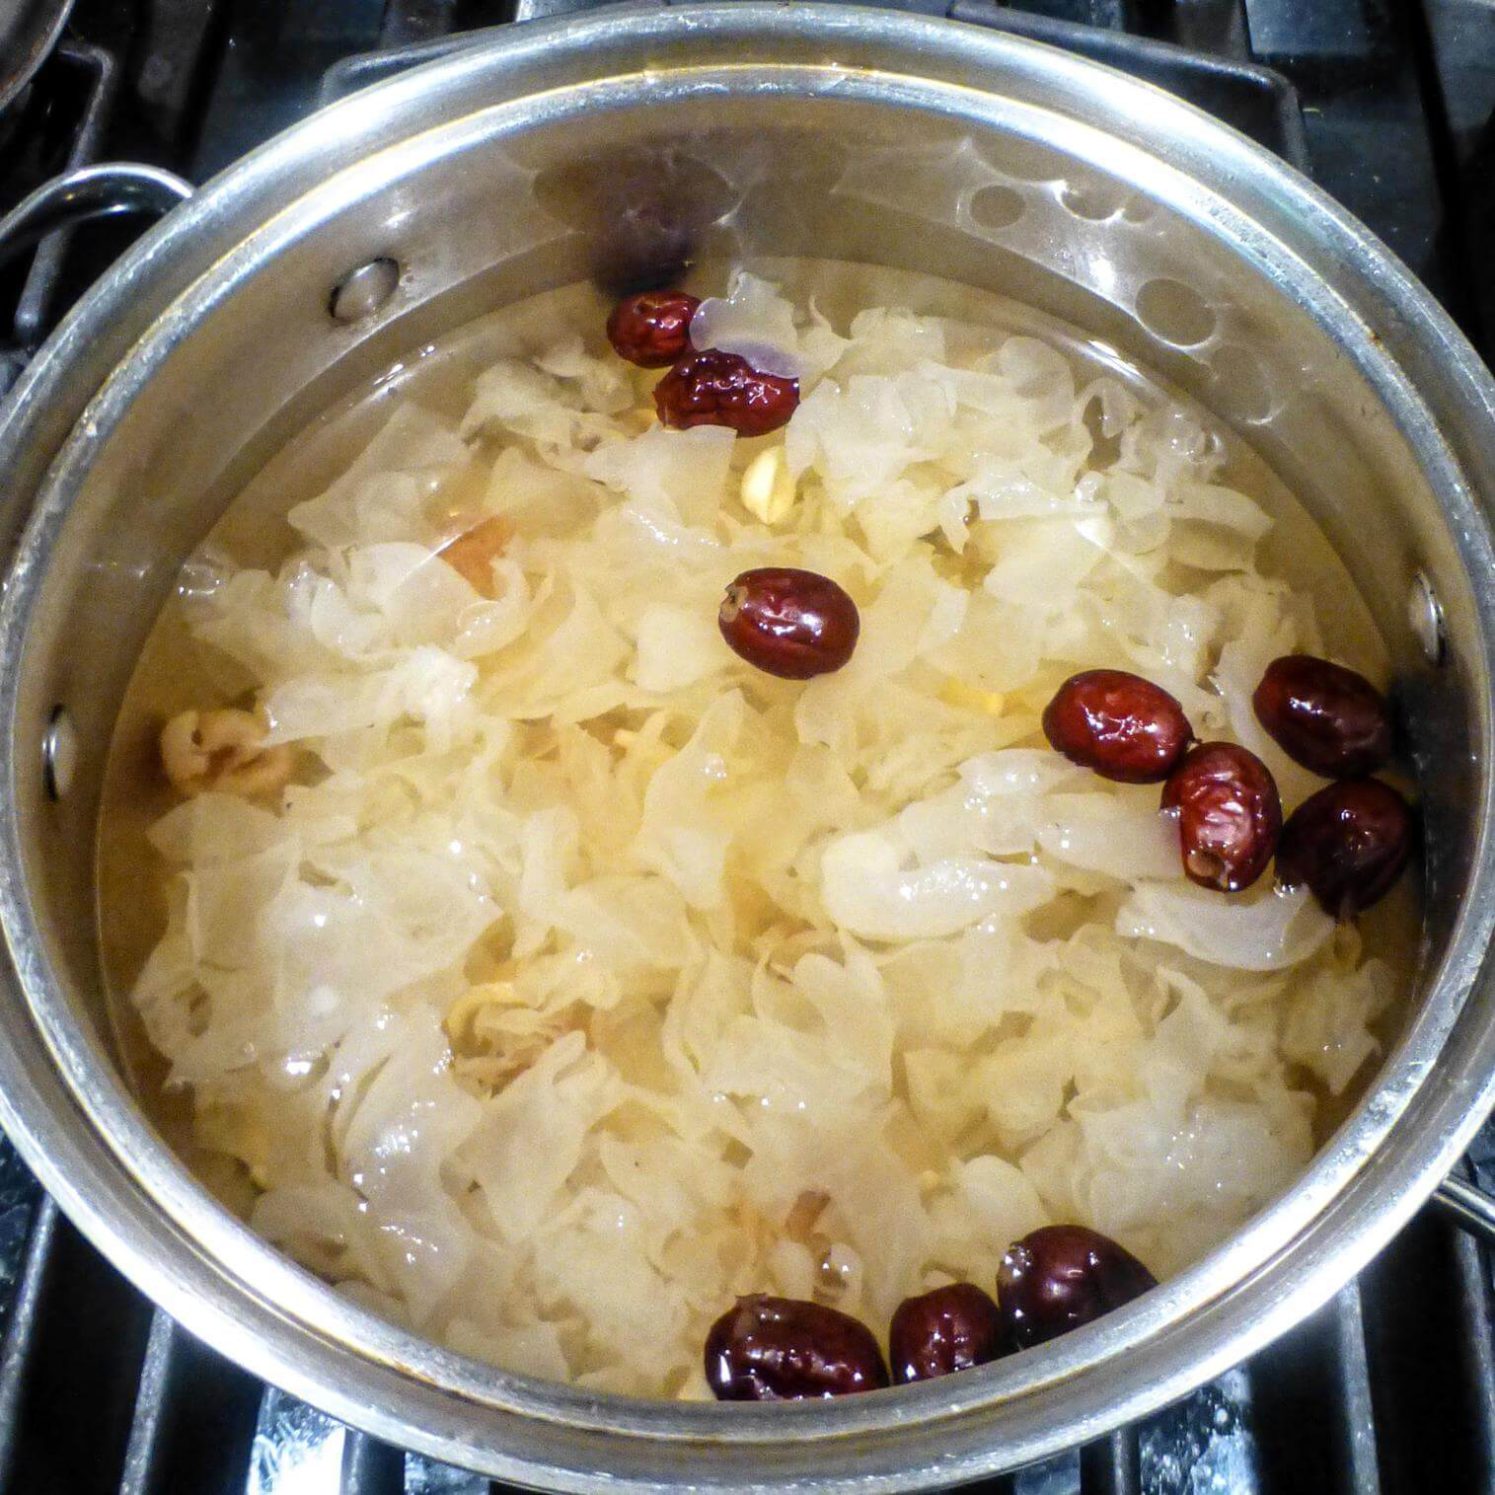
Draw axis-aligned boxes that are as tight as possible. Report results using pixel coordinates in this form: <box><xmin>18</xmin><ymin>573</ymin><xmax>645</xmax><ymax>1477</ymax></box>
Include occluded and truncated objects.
<box><xmin>97</xmin><ymin>259</ymin><xmax>1421</xmax><ymax>1209</ymax></box>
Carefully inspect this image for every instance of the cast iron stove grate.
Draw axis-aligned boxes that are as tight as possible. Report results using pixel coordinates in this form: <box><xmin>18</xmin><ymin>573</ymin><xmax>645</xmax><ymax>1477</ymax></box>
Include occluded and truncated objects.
<box><xmin>0</xmin><ymin>0</ymin><xmax>1493</xmax><ymax>1490</ymax></box>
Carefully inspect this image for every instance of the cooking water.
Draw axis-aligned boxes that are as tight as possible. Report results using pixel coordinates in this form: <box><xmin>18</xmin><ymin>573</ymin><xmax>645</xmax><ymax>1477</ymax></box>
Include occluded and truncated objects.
<box><xmin>95</xmin><ymin>260</ymin><xmax>1420</xmax><ymax>1396</ymax></box>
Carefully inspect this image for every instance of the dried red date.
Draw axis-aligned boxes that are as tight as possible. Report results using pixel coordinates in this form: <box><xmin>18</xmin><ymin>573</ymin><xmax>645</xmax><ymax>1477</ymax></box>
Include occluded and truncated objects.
<box><xmin>1041</xmin><ymin>670</ymin><xmax>1193</xmax><ymax>784</ymax></box>
<box><xmin>605</xmin><ymin>290</ymin><xmax>700</xmax><ymax>369</ymax></box>
<box><xmin>996</xmin><ymin>1225</ymin><xmax>1156</xmax><ymax>1350</ymax></box>
<box><xmin>1276</xmin><ymin>778</ymin><xmax>1413</xmax><ymax>917</ymax></box>
<box><xmin>719</xmin><ymin>568</ymin><xmax>859</xmax><ymax>679</ymax></box>
<box><xmin>654</xmin><ymin>349</ymin><xmax>799</xmax><ymax>437</ymax></box>
<box><xmin>889</xmin><ymin>1283</ymin><xmax>1006</xmax><ymax>1384</ymax></box>
<box><xmin>1252</xmin><ymin>654</ymin><xmax>1392</xmax><ymax>779</ymax></box>
<box><xmin>1162</xmin><ymin>742</ymin><xmax>1282</xmax><ymax>892</ymax></box>
<box><xmin>704</xmin><ymin>1294</ymin><xmax>889</xmax><ymax>1401</ymax></box>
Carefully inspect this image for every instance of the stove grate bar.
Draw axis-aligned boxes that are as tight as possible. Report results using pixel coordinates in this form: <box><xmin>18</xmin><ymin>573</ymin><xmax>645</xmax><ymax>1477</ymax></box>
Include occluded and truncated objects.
<box><xmin>1327</xmin><ymin>1284</ymin><xmax>1383</xmax><ymax>1495</ymax></box>
<box><xmin>325</xmin><ymin>0</ymin><xmax>1307</xmax><ymax>171</ymax></box>
<box><xmin>116</xmin><ymin>1307</ymin><xmax>261</xmax><ymax>1495</ymax></box>
<box><xmin>0</xmin><ymin>1205</ymin><xmax>155</xmax><ymax>1495</ymax></box>
<box><xmin>1079</xmin><ymin>1424</ymin><xmax>1142</xmax><ymax>1494</ymax></box>
<box><xmin>1237</xmin><ymin>1286</ymin><xmax>1380</xmax><ymax>1495</ymax></box>
<box><xmin>1450</xmin><ymin>1223</ymin><xmax>1495</xmax><ymax>1495</ymax></box>
<box><xmin>117</xmin><ymin>1310</ymin><xmax>182</xmax><ymax>1495</ymax></box>
<box><xmin>340</xmin><ymin>1432</ymin><xmax>406</xmax><ymax>1494</ymax></box>
<box><xmin>0</xmin><ymin>1198</ymin><xmax>59</xmax><ymax>1490</ymax></box>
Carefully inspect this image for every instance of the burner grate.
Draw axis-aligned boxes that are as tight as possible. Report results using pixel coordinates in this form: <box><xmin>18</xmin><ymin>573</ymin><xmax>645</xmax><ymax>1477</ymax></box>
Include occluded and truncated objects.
<box><xmin>0</xmin><ymin>0</ymin><xmax>1493</xmax><ymax>1489</ymax></box>
<box><xmin>322</xmin><ymin>2</ymin><xmax>1310</xmax><ymax>165</ymax></box>
<box><xmin>0</xmin><ymin>1197</ymin><xmax>1489</xmax><ymax>1490</ymax></box>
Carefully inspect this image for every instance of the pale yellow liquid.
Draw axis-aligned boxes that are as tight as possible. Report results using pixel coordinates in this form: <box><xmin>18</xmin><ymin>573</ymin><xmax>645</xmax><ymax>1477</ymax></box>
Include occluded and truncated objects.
<box><xmin>96</xmin><ymin>260</ymin><xmax>1420</xmax><ymax>1203</ymax></box>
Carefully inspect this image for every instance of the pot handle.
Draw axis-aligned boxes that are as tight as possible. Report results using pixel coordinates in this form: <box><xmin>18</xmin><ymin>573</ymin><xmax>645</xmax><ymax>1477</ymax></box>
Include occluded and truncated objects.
<box><xmin>0</xmin><ymin>163</ymin><xmax>193</xmax><ymax>271</ymax></box>
<box><xmin>1432</xmin><ymin>1175</ymin><xmax>1495</xmax><ymax>1245</ymax></box>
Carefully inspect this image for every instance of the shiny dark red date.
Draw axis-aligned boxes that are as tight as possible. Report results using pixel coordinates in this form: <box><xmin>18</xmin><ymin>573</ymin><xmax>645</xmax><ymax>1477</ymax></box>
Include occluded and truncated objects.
<box><xmin>1276</xmin><ymin>778</ymin><xmax>1414</xmax><ymax>917</ymax></box>
<box><xmin>889</xmin><ymin>1283</ymin><xmax>1007</xmax><ymax>1384</ymax></box>
<box><xmin>1252</xmin><ymin>654</ymin><xmax>1392</xmax><ymax>779</ymax></box>
<box><xmin>654</xmin><ymin>349</ymin><xmax>800</xmax><ymax>437</ymax></box>
<box><xmin>719</xmin><ymin>568</ymin><xmax>860</xmax><ymax>679</ymax></box>
<box><xmin>605</xmin><ymin>290</ymin><xmax>700</xmax><ymax>369</ymax></box>
<box><xmin>704</xmin><ymin>1294</ymin><xmax>890</xmax><ymax>1401</ymax></box>
<box><xmin>996</xmin><ymin>1225</ymin><xmax>1157</xmax><ymax>1350</ymax></box>
<box><xmin>1162</xmin><ymin>741</ymin><xmax>1282</xmax><ymax>892</ymax></box>
<box><xmin>1041</xmin><ymin>670</ymin><xmax>1193</xmax><ymax>784</ymax></box>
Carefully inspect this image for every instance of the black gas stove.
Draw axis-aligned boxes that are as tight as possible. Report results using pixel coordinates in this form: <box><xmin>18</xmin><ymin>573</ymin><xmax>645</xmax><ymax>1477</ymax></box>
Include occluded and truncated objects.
<box><xmin>1</xmin><ymin>2</ymin><xmax>1494</xmax><ymax>1492</ymax></box>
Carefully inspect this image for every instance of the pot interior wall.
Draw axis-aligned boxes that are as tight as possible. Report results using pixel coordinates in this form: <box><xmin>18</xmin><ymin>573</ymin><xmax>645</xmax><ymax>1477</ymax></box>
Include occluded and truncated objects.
<box><xmin>14</xmin><ymin>76</ymin><xmax>1474</xmax><ymax>1121</ymax></box>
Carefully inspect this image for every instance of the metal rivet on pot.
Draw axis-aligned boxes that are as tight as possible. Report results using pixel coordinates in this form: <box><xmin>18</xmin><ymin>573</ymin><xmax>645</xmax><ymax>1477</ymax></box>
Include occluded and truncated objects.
<box><xmin>42</xmin><ymin>707</ymin><xmax>77</xmax><ymax>801</ymax></box>
<box><xmin>1408</xmin><ymin>570</ymin><xmax>1446</xmax><ymax>665</ymax></box>
<box><xmin>328</xmin><ymin>257</ymin><xmax>400</xmax><ymax>323</ymax></box>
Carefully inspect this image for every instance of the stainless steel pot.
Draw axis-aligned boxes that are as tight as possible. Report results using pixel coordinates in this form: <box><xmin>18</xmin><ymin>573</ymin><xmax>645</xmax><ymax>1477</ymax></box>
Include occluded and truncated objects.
<box><xmin>1</xmin><ymin>5</ymin><xmax>1495</xmax><ymax>1488</ymax></box>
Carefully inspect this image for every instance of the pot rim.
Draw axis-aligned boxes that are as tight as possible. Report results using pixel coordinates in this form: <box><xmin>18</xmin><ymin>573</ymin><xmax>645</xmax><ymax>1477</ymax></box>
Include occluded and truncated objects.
<box><xmin>0</xmin><ymin>4</ymin><xmax>1494</xmax><ymax>1487</ymax></box>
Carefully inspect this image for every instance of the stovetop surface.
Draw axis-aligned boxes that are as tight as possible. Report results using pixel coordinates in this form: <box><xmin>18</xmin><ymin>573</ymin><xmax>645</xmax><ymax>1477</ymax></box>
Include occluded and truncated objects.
<box><xmin>0</xmin><ymin>2</ymin><xmax>1494</xmax><ymax>1492</ymax></box>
